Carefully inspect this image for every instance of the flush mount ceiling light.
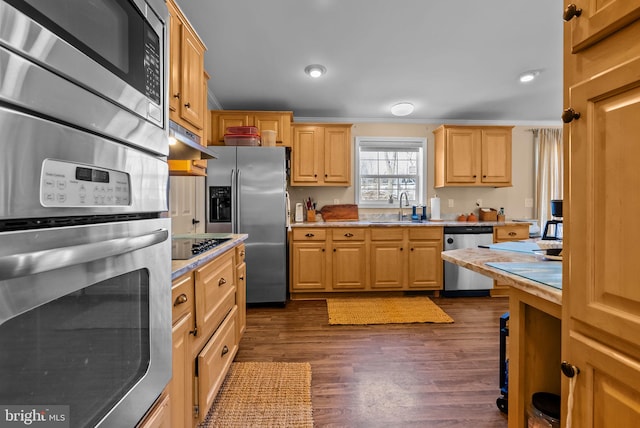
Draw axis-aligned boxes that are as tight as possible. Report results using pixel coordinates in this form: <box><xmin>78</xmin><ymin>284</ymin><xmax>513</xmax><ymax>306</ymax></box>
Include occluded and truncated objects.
<box><xmin>304</xmin><ymin>64</ymin><xmax>326</xmax><ymax>78</ymax></box>
<box><xmin>390</xmin><ymin>102</ymin><xmax>414</xmax><ymax>116</ymax></box>
<box><xmin>519</xmin><ymin>70</ymin><xmax>541</xmax><ymax>83</ymax></box>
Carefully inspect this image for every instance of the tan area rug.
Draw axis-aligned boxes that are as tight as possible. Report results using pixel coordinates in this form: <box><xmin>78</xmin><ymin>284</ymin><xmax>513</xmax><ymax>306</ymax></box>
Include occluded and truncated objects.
<box><xmin>199</xmin><ymin>362</ymin><xmax>313</xmax><ymax>428</ymax></box>
<box><xmin>326</xmin><ymin>296</ymin><xmax>454</xmax><ymax>325</ymax></box>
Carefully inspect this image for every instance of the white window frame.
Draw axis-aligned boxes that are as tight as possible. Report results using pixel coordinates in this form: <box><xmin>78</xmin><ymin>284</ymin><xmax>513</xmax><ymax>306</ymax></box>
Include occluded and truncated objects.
<box><xmin>355</xmin><ymin>136</ymin><xmax>427</xmax><ymax>208</ymax></box>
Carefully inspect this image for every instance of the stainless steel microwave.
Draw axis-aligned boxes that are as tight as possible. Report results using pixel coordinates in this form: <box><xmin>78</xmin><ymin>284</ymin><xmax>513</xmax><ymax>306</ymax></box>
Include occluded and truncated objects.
<box><xmin>0</xmin><ymin>0</ymin><xmax>168</xmax><ymax>156</ymax></box>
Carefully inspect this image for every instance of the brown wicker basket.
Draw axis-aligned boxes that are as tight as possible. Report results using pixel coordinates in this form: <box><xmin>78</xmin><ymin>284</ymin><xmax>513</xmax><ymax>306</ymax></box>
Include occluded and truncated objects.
<box><xmin>479</xmin><ymin>208</ymin><xmax>498</xmax><ymax>221</ymax></box>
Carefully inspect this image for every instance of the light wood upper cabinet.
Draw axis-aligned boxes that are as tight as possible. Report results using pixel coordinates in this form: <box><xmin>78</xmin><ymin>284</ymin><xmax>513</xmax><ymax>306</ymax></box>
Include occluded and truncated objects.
<box><xmin>566</xmin><ymin>0</ymin><xmax>640</xmax><ymax>53</ymax></box>
<box><xmin>433</xmin><ymin>125</ymin><xmax>512</xmax><ymax>188</ymax></box>
<box><xmin>167</xmin><ymin>0</ymin><xmax>206</xmax><ymax>132</ymax></box>
<box><xmin>562</xmin><ymin>2</ymin><xmax>640</xmax><ymax>427</ymax></box>
<box><xmin>291</xmin><ymin>123</ymin><xmax>352</xmax><ymax>186</ymax></box>
<box><xmin>210</xmin><ymin>110</ymin><xmax>293</xmax><ymax>146</ymax></box>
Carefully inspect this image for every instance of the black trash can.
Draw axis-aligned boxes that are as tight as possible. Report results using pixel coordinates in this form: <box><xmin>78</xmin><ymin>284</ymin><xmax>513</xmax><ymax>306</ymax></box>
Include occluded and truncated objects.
<box><xmin>496</xmin><ymin>312</ymin><xmax>509</xmax><ymax>413</ymax></box>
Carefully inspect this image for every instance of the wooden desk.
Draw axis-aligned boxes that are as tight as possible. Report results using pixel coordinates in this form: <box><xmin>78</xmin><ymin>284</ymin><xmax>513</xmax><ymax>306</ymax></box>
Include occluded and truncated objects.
<box><xmin>442</xmin><ymin>248</ymin><xmax>561</xmax><ymax>428</ymax></box>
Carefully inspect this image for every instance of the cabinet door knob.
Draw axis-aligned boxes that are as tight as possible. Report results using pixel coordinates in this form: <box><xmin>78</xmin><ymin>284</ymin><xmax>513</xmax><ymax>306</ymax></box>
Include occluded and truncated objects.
<box><xmin>344</xmin><ymin>233</ymin><xmax>354</xmax><ymax>238</ymax></box>
<box><xmin>333</xmin><ymin>248</ymin><xmax>336</xmax><ymax>252</ymax></box>
<box><xmin>411</xmin><ymin>248</ymin><xmax>414</xmax><ymax>251</ymax></box>
<box><xmin>221</xmin><ymin>345</ymin><xmax>229</xmax><ymax>357</ymax></box>
<box><xmin>563</xmin><ymin>3</ymin><xmax>582</xmax><ymax>22</ymax></box>
<box><xmin>173</xmin><ymin>92</ymin><xmax>180</xmax><ymax>99</ymax></box>
<box><xmin>322</xmin><ymin>248</ymin><xmax>325</xmax><ymax>252</ymax></box>
<box><xmin>561</xmin><ymin>361</ymin><xmax>580</xmax><ymax>378</ymax></box>
<box><xmin>218</xmin><ymin>277</ymin><xmax>227</xmax><ymax>286</ymax></box>
<box><xmin>400</xmin><ymin>247</ymin><xmax>404</xmax><ymax>251</ymax></box>
<box><xmin>305</xmin><ymin>233</ymin><xmax>315</xmax><ymax>237</ymax></box>
<box><xmin>239</xmin><ymin>275</ymin><xmax>245</xmax><ymax>280</ymax></box>
<box><xmin>325</xmin><ymin>174</ymin><xmax>328</xmax><ymax>178</ymax></box>
<box><xmin>508</xmin><ymin>231</ymin><xmax>516</xmax><ymax>236</ymax></box>
<box><xmin>562</xmin><ymin>107</ymin><xmax>581</xmax><ymax>123</ymax></box>
<box><xmin>473</xmin><ymin>175</ymin><xmax>477</xmax><ymax>178</ymax></box>
<box><xmin>184</xmin><ymin>102</ymin><xmax>191</xmax><ymax>109</ymax></box>
<box><xmin>240</xmin><ymin>250</ymin><xmax>245</xmax><ymax>257</ymax></box>
<box><xmin>173</xmin><ymin>293</ymin><xmax>188</xmax><ymax>306</ymax></box>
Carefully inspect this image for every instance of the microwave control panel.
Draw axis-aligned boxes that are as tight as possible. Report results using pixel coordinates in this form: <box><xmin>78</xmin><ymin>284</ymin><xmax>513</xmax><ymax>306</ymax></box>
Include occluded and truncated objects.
<box><xmin>40</xmin><ymin>159</ymin><xmax>131</xmax><ymax>207</ymax></box>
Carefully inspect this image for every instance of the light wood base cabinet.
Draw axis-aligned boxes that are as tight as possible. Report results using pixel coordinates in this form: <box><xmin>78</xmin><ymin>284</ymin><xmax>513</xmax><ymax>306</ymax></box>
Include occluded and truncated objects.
<box><xmin>290</xmin><ymin>226</ymin><xmax>443</xmax><ymax>296</ymax></box>
<box><xmin>490</xmin><ymin>224</ymin><xmax>529</xmax><ymax>297</ymax></box>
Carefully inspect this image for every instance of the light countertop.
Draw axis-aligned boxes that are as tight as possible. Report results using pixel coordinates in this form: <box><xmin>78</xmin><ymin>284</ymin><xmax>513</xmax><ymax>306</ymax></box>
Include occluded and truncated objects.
<box><xmin>441</xmin><ymin>247</ymin><xmax>562</xmax><ymax>305</ymax></box>
<box><xmin>290</xmin><ymin>220</ymin><xmax>528</xmax><ymax>228</ymax></box>
<box><xmin>171</xmin><ymin>234</ymin><xmax>248</xmax><ymax>280</ymax></box>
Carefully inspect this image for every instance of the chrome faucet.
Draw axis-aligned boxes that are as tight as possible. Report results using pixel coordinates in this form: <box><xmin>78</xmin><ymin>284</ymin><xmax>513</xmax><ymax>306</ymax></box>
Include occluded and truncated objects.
<box><xmin>398</xmin><ymin>192</ymin><xmax>410</xmax><ymax>220</ymax></box>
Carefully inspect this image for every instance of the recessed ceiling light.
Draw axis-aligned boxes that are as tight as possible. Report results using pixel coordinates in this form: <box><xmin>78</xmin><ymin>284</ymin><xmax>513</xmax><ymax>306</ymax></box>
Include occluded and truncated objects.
<box><xmin>304</xmin><ymin>64</ymin><xmax>326</xmax><ymax>78</ymax></box>
<box><xmin>519</xmin><ymin>70</ymin><xmax>541</xmax><ymax>83</ymax></box>
<box><xmin>390</xmin><ymin>102</ymin><xmax>414</xmax><ymax>116</ymax></box>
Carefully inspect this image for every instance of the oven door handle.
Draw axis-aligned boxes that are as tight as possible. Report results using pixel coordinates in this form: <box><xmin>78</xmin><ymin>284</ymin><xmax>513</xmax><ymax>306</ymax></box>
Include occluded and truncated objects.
<box><xmin>0</xmin><ymin>228</ymin><xmax>169</xmax><ymax>281</ymax></box>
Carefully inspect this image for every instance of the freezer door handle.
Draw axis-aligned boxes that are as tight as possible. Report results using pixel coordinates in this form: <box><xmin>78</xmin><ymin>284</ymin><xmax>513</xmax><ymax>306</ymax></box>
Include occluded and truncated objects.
<box><xmin>236</xmin><ymin>169</ymin><xmax>242</xmax><ymax>232</ymax></box>
<box><xmin>230</xmin><ymin>169</ymin><xmax>237</xmax><ymax>234</ymax></box>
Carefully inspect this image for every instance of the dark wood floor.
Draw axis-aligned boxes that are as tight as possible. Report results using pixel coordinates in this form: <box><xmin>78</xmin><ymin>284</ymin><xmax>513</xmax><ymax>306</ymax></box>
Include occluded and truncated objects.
<box><xmin>235</xmin><ymin>295</ymin><xmax>510</xmax><ymax>427</ymax></box>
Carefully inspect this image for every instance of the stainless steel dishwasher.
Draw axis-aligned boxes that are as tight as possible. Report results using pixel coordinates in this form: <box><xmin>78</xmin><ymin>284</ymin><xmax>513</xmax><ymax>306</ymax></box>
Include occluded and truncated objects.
<box><xmin>443</xmin><ymin>225</ymin><xmax>494</xmax><ymax>296</ymax></box>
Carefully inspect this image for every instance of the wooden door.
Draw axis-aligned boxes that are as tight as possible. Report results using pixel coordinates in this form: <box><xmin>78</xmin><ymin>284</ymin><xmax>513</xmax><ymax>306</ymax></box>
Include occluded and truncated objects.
<box><xmin>169</xmin><ymin>176</ymin><xmax>197</xmax><ymax>234</ymax></box>
<box><xmin>567</xmin><ymin>0</ymin><xmax>640</xmax><ymax>52</ymax></box>
<box><xmin>407</xmin><ymin>242</ymin><xmax>441</xmax><ymax>289</ymax></box>
<box><xmin>323</xmin><ymin>126</ymin><xmax>351</xmax><ymax>185</ymax></box>
<box><xmin>480</xmin><ymin>128</ymin><xmax>511</xmax><ymax>185</ymax></box>
<box><xmin>369</xmin><ymin>241</ymin><xmax>404</xmax><ymax>289</ymax></box>
<box><xmin>179</xmin><ymin>24</ymin><xmax>205</xmax><ymax>130</ymax></box>
<box><xmin>445</xmin><ymin>128</ymin><xmax>480</xmax><ymax>184</ymax></box>
<box><xmin>291</xmin><ymin>126</ymin><xmax>321</xmax><ymax>185</ymax></box>
<box><xmin>169</xmin><ymin>312</ymin><xmax>193</xmax><ymax>428</ymax></box>
<box><xmin>291</xmin><ymin>242</ymin><xmax>327</xmax><ymax>291</ymax></box>
<box><xmin>167</xmin><ymin>0</ymin><xmax>181</xmax><ymax>116</ymax></box>
<box><xmin>331</xmin><ymin>242</ymin><xmax>367</xmax><ymax>289</ymax></box>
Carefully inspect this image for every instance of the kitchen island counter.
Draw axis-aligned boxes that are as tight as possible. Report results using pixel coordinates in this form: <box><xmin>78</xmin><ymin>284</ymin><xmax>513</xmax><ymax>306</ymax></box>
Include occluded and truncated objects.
<box><xmin>171</xmin><ymin>234</ymin><xmax>248</xmax><ymax>280</ymax></box>
<box><xmin>441</xmin><ymin>246</ymin><xmax>562</xmax><ymax>428</ymax></box>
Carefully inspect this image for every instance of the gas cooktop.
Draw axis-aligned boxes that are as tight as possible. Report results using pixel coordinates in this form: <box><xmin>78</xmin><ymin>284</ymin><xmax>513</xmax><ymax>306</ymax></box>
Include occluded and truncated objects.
<box><xmin>171</xmin><ymin>234</ymin><xmax>232</xmax><ymax>260</ymax></box>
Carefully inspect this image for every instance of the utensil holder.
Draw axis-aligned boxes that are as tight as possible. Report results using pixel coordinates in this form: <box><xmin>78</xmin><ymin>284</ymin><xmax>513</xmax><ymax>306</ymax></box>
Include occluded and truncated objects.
<box><xmin>307</xmin><ymin>210</ymin><xmax>316</xmax><ymax>222</ymax></box>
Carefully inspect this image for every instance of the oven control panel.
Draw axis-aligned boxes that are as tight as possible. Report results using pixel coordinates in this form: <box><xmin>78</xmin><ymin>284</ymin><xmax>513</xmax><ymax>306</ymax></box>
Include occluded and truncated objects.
<box><xmin>40</xmin><ymin>159</ymin><xmax>131</xmax><ymax>207</ymax></box>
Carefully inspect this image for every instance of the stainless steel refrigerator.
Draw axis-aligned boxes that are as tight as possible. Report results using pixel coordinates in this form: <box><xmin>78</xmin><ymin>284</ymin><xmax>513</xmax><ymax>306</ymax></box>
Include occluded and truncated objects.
<box><xmin>206</xmin><ymin>146</ymin><xmax>287</xmax><ymax>304</ymax></box>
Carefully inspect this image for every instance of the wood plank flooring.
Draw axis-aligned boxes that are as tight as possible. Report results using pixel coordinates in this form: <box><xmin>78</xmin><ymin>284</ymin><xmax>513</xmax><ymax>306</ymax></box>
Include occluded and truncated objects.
<box><xmin>235</xmin><ymin>296</ymin><xmax>510</xmax><ymax>427</ymax></box>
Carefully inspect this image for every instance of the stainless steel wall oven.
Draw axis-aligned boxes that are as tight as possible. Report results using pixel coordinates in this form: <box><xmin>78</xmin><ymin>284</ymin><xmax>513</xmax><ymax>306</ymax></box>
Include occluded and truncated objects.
<box><xmin>0</xmin><ymin>0</ymin><xmax>171</xmax><ymax>427</ymax></box>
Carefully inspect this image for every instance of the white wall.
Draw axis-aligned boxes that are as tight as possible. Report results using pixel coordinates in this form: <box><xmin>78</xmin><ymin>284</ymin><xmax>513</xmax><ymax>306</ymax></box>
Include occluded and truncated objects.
<box><xmin>287</xmin><ymin>124</ymin><xmax>554</xmax><ymax>221</ymax></box>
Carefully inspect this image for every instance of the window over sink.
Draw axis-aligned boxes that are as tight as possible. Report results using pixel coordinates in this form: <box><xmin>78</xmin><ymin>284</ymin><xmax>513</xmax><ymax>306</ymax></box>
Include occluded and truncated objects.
<box><xmin>355</xmin><ymin>137</ymin><xmax>426</xmax><ymax>208</ymax></box>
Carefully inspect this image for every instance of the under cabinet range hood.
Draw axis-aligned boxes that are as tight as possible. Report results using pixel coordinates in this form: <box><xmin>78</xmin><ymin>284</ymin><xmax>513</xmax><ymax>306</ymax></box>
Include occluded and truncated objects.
<box><xmin>168</xmin><ymin>120</ymin><xmax>218</xmax><ymax>160</ymax></box>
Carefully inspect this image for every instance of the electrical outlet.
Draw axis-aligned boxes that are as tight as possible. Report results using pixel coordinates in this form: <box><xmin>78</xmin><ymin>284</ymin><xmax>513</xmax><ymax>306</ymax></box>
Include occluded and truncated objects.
<box><xmin>448</xmin><ymin>199</ymin><xmax>454</xmax><ymax>208</ymax></box>
<box><xmin>525</xmin><ymin>198</ymin><xmax>533</xmax><ymax>208</ymax></box>
<box><xmin>476</xmin><ymin>198</ymin><xmax>482</xmax><ymax>207</ymax></box>
<box><xmin>333</xmin><ymin>199</ymin><xmax>340</xmax><ymax>204</ymax></box>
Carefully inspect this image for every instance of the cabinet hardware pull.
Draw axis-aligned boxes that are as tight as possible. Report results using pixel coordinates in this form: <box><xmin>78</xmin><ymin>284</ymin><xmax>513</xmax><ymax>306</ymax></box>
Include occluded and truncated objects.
<box><xmin>561</xmin><ymin>361</ymin><xmax>580</xmax><ymax>378</ymax></box>
<box><xmin>314</xmin><ymin>174</ymin><xmax>317</xmax><ymax>178</ymax></box>
<box><xmin>173</xmin><ymin>294</ymin><xmax>188</xmax><ymax>306</ymax></box>
<box><xmin>325</xmin><ymin>174</ymin><xmax>328</xmax><ymax>178</ymax></box>
<box><xmin>400</xmin><ymin>247</ymin><xmax>403</xmax><ymax>251</ymax></box>
<box><xmin>240</xmin><ymin>250</ymin><xmax>245</xmax><ymax>257</ymax></box>
<box><xmin>411</xmin><ymin>248</ymin><xmax>414</xmax><ymax>251</ymax></box>
<box><xmin>239</xmin><ymin>275</ymin><xmax>244</xmax><ymax>280</ymax></box>
<box><xmin>189</xmin><ymin>327</ymin><xmax>198</xmax><ymax>336</ymax></box>
<box><xmin>344</xmin><ymin>233</ymin><xmax>354</xmax><ymax>237</ymax></box>
<box><xmin>563</xmin><ymin>3</ymin><xmax>582</xmax><ymax>21</ymax></box>
<box><xmin>508</xmin><ymin>231</ymin><xmax>516</xmax><ymax>236</ymax></box>
<box><xmin>305</xmin><ymin>233</ymin><xmax>315</xmax><ymax>237</ymax></box>
<box><xmin>218</xmin><ymin>277</ymin><xmax>227</xmax><ymax>286</ymax></box>
<box><xmin>473</xmin><ymin>175</ymin><xmax>477</xmax><ymax>178</ymax></box>
<box><xmin>221</xmin><ymin>345</ymin><xmax>229</xmax><ymax>357</ymax></box>
<box><xmin>322</xmin><ymin>248</ymin><xmax>325</xmax><ymax>252</ymax></box>
<box><xmin>184</xmin><ymin>102</ymin><xmax>191</xmax><ymax>108</ymax></box>
<box><xmin>562</xmin><ymin>107</ymin><xmax>581</xmax><ymax>123</ymax></box>
<box><xmin>483</xmin><ymin>175</ymin><xmax>487</xmax><ymax>178</ymax></box>
<box><xmin>333</xmin><ymin>248</ymin><xmax>336</xmax><ymax>252</ymax></box>
<box><xmin>173</xmin><ymin>92</ymin><xmax>180</xmax><ymax>99</ymax></box>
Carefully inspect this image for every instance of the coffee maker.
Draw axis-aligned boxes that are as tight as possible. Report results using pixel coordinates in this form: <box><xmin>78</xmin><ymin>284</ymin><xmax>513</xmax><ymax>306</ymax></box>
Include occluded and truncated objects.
<box><xmin>542</xmin><ymin>199</ymin><xmax>563</xmax><ymax>240</ymax></box>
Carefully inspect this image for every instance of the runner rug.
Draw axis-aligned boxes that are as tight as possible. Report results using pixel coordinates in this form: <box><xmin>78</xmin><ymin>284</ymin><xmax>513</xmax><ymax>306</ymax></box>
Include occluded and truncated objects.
<box><xmin>199</xmin><ymin>362</ymin><xmax>313</xmax><ymax>428</ymax></box>
<box><xmin>326</xmin><ymin>296</ymin><xmax>454</xmax><ymax>325</ymax></box>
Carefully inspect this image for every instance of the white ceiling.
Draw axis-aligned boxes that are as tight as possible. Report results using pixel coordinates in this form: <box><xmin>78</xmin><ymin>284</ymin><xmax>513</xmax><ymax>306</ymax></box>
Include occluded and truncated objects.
<box><xmin>174</xmin><ymin>0</ymin><xmax>563</xmax><ymax>125</ymax></box>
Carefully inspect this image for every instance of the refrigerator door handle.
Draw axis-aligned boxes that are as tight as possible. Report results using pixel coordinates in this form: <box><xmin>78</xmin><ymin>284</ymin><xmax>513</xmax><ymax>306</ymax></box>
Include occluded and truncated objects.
<box><xmin>230</xmin><ymin>169</ymin><xmax>237</xmax><ymax>234</ymax></box>
<box><xmin>236</xmin><ymin>169</ymin><xmax>242</xmax><ymax>232</ymax></box>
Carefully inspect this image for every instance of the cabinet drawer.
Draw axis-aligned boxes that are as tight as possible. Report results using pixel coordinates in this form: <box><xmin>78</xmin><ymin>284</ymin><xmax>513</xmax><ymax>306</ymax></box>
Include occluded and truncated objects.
<box><xmin>196</xmin><ymin>306</ymin><xmax>238</xmax><ymax>423</ymax></box>
<box><xmin>370</xmin><ymin>227</ymin><xmax>404</xmax><ymax>241</ymax></box>
<box><xmin>235</xmin><ymin>243</ymin><xmax>246</xmax><ymax>263</ymax></box>
<box><xmin>331</xmin><ymin>228</ymin><xmax>365</xmax><ymax>241</ymax></box>
<box><xmin>408</xmin><ymin>227</ymin><xmax>443</xmax><ymax>241</ymax></box>
<box><xmin>292</xmin><ymin>228</ymin><xmax>326</xmax><ymax>241</ymax></box>
<box><xmin>171</xmin><ymin>272</ymin><xmax>194</xmax><ymax>323</ymax></box>
<box><xmin>195</xmin><ymin>250</ymin><xmax>235</xmax><ymax>339</ymax></box>
<box><xmin>494</xmin><ymin>226</ymin><xmax>528</xmax><ymax>241</ymax></box>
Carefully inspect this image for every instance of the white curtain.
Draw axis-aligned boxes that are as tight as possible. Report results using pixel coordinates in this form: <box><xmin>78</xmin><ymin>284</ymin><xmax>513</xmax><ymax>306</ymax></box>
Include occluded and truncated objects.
<box><xmin>534</xmin><ymin>128</ymin><xmax>563</xmax><ymax>230</ymax></box>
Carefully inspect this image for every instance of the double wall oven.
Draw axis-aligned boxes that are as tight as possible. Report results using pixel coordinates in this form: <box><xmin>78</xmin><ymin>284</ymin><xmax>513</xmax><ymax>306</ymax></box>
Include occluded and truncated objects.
<box><xmin>0</xmin><ymin>0</ymin><xmax>171</xmax><ymax>427</ymax></box>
